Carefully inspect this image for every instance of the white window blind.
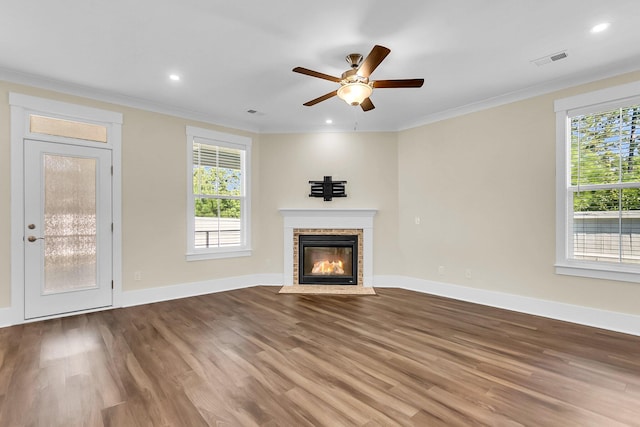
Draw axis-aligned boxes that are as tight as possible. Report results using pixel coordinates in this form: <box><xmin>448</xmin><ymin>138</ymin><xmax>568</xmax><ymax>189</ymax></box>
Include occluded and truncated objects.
<box><xmin>193</xmin><ymin>143</ymin><xmax>241</xmax><ymax>170</ymax></box>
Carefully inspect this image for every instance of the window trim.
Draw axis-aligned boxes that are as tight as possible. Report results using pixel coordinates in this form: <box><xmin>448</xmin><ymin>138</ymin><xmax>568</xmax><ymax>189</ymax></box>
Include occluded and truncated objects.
<box><xmin>185</xmin><ymin>126</ymin><xmax>252</xmax><ymax>261</ymax></box>
<box><xmin>555</xmin><ymin>80</ymin><xmax>640</xmax><ymax>283</ymax></box>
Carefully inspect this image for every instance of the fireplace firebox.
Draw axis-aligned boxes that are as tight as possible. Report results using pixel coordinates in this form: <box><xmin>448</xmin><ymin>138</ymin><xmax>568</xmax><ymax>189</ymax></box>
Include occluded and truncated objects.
<box><xmin>298</xmin><ymin>234</ymin><xmax>358</xmax><ymax>285</ymax></box>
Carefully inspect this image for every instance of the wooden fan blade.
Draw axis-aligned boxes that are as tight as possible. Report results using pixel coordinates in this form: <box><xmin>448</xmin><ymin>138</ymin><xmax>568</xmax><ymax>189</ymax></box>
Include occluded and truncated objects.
<box><xmin>360</xmin><ymin>98</ymin><xmax>375</xmax><ymax>111</ymax></box>
<box><xmin>293</xmin><ymin>67</ymin><xmax>341</xmax><ymax>82</ymax></box>
<box><xmin>373</xmin><ymin>79</ymin><xmax>425</xmax><ymax>88</ymax></box>
<box><xmin>303</xmin><ymin>90</ymin><xmax>338</xmax><ymax>106</ymax></box>
<box><xmin>358</xmin><ymin>45</ymin><xmax>391</xmax><ymax>78</ymax></box>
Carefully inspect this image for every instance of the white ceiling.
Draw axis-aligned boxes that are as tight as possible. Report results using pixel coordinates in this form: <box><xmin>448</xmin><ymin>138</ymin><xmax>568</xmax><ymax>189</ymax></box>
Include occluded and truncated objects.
<box><xmin>1</xmin><ymin>0</ymin><xmax>640</xmax><ymax>133</ymax></box>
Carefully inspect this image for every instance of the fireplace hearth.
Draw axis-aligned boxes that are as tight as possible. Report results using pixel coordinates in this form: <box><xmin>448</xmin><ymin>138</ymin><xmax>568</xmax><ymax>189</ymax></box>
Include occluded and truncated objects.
<box><xmin>299</xmin><ymin>234</ymin><xmax>357</xmax><ymax>285</ymax></box>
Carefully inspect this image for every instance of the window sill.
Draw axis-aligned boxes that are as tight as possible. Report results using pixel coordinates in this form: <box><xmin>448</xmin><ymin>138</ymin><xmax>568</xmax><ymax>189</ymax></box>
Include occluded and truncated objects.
<box><xmin>186</xmin><ymin>248</ymin><xmax>252</xmax><ymax>261</ymax></box>
<box><xmin>555</xmin><ymin>261</ymin><xmax>640</xmax><ymax>283</ymax></box>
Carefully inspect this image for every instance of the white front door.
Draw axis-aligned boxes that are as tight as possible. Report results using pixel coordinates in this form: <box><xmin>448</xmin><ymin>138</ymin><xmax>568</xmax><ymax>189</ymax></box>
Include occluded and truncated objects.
<box><xmin>23</xmin><ymin>139</ymin><xmax>113</xmax><ymax>319</ymax></box>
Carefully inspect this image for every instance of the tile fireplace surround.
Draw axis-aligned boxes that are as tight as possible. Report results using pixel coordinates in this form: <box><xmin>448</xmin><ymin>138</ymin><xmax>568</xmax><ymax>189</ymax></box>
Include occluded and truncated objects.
<box><xmin>279</xmin><ymin>209</ymin><xmax>377</xmax><ymax>295</ymax></box>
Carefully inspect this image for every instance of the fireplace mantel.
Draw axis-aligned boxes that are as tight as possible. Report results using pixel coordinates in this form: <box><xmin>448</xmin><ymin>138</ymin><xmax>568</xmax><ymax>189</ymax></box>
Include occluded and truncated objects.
<box><xmin>279</xmin><ymin>209</ymin><xmax>377</xmax><ymax>289</ymax></box>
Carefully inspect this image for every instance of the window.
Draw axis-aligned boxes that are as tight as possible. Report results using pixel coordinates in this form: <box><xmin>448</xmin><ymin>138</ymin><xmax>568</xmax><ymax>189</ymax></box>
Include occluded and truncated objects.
<box><xmin>555</xmin><ymin>81</ymin><xmax>640</xmax><ymax>282</ymax></box>
<box><xmin>186</xmin><ymin>126</ymin><xmax>251</xmax><ymax>260</ymax></box>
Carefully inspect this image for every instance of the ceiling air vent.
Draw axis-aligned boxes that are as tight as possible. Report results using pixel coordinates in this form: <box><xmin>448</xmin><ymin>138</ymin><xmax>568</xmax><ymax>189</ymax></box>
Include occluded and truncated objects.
<box><xmin>531</xmin><ymin>50</ymin><xmax>568</xmax><ymax>67</ymax></box>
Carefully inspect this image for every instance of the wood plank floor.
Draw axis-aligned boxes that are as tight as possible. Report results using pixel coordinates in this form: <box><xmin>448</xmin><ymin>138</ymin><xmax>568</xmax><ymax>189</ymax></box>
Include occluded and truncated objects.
<box><xmin>0</xmin><ymin>286</ymin><xmax>639</xmax><ymax>426</ymax></box>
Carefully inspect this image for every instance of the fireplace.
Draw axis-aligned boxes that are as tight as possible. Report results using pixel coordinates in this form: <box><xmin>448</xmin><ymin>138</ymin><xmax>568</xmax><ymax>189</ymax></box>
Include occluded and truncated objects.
<box><xmin>299</xmin><ymin>234</ymin><xmax>358</xmax><ymax>285</ymax></box>
<box><xmin>279</xmin><ymin>209</ymin><xmax>377</xmax><ymax>294</ymax></box>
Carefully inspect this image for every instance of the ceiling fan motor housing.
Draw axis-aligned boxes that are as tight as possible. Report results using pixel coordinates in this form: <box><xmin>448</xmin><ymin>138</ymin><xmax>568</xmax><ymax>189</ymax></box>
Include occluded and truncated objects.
<box><xmin>339</xmin><ymin>53</ymin><xmax>372</xmax><ymax>105</ymax></box>
<box><xmin>346</xmin><ymin>53</ymin><xmax>363</xmax><ymax>69</ymax></box>
<box><xmin>341</xmin><ymin>68</ymin><xmax>369</xmax><ymax>83</ymax></box>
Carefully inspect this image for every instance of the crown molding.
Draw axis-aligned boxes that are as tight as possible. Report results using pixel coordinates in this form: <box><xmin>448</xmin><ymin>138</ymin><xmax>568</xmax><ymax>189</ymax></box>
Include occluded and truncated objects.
<box><xmin>401</xmin><ymin>60</ymin><xmax>640</xmax><ymax>131</ymax></box>
<box><xmin>3</xmin><ymin>61</ymin><xmax>640</xmax><ymax>135</ymax></box>
<box><xmin>0</xmin><ymin>67</ymin><xmax>259</xmax><ymax>134</ymax></box>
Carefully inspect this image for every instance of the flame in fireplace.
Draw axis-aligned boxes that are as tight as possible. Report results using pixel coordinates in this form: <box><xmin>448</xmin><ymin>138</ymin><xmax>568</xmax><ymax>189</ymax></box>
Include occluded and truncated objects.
<box><xmin>311</xmin><ymin>260</ymin><xmax>344</xmax><ymax>275</ymax></box>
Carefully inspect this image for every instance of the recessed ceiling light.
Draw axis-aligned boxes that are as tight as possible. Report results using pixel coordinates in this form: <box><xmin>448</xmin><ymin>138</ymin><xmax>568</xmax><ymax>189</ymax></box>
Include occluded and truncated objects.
<box><xmin>169</xmin><ymin>74</ymin><xmax>180</xmax><ymax>81</ymax></box>
<box><xmin>325</xmin><ymin>119</ymin><xmax>333</xmax><ymax>124</ymax></box>
<box><xmin>590</xmin><ymin>22</ymin><xmax>610</xmax><ymax>33</ymax></box>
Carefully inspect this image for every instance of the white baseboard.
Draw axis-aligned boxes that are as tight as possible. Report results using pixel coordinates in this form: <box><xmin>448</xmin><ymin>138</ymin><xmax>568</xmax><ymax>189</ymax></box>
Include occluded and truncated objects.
<box><xmin>2</xmin><ymin>273</ymin><xmax>638</xmax><ymax>337</ymax></box>
<box><xmin>122</xmin><ymin>273</ymin><xmax>283</xmax><ymax>307</ymax></box>
<box><xmin>0</xmin><ymin>307</ymin><xmax>13</xmax><ymax>328</ymax></box>
<box><xmin>374</xmin><ymin>275</ymin><xmax>640</xmax><ymax>337</ymax></box>
<box><xmin>0</xmin><ymin>274</ymin><xmax>284</xmax><ymax>329</ymax></box>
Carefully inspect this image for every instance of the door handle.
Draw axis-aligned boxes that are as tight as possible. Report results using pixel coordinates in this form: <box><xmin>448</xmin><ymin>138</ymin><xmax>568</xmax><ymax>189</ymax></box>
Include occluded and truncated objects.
<box><xmin>27</xmin><ymin>236</ymin><xmax>45</xmax><ymax>242</ymax></box>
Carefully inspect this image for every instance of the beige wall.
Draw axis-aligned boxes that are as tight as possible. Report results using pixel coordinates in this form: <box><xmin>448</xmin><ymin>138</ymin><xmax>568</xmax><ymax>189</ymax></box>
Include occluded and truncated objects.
<box><xmin>257</xmin><ymin>132</ymin><xmax>400</xmax><ymax>275</ymax></box>
<box><xmin>0</xmin><ymin>81</ymin><xmax>262</xmax><ymax>307</ymax></box>
<box><xmin>3</xmin><ymin>70</ymin><xmax>640</xmax><ymax>317</ymax></box>
<box><xmin>119</xmin><ymin>109</ymin><xmax>263</xmax><ymax>290</ymax></box>
<box><xmin>398</xmin><ymin>70</ymin><xmax>640</xmax><ymax>315</ymax></box>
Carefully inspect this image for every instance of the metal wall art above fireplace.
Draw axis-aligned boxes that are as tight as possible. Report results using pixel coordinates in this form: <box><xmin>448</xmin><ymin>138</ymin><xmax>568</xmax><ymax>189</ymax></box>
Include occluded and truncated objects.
<box><xmin>299</xmin><ymin>234</ymin><xmax>358</xmax><ymax>285</ymax></box>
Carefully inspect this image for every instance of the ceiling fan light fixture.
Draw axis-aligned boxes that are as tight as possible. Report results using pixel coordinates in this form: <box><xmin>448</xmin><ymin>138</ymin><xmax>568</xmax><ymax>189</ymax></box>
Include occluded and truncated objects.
<box><xmin>337</xmin><ymin>82</ymin><xmax>373</xmax><ymax>106</ymax></box>
<box><xmin>590</xmin><ymin>22</ymin><xmax>610</xmax><ymax>33</ymax></box>
<box><xmin>293</xmin><ymin>45</ymin><xmax>423</xmax><ymax>111</ymax></box>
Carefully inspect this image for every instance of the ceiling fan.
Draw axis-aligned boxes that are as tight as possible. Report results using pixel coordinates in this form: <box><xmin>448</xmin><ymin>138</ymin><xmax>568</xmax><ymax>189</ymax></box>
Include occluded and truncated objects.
<box><xmin>293</xmin><ymin>45</ymin><xmax>424</xmax><ymax>112</ymax></box>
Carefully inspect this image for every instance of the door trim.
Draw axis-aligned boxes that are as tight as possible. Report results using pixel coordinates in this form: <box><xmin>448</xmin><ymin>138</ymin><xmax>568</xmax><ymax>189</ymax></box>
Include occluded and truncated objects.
<box><xmin>10</xmin><ymin>93</ymin><xmax>123</xmax><ymax>324</ymax></box>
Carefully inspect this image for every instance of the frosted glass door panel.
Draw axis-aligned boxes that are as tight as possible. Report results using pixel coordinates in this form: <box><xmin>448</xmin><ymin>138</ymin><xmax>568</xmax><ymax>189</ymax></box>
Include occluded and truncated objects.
<box><xmin>24</xmin><ymin>139</ymin><xmax>112</xmax><ymax>319</ymax></box>
<box><xmin>43</xmin><ymin>154</ymin><xmax>97</xmax><ymax>293</ymax></box>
